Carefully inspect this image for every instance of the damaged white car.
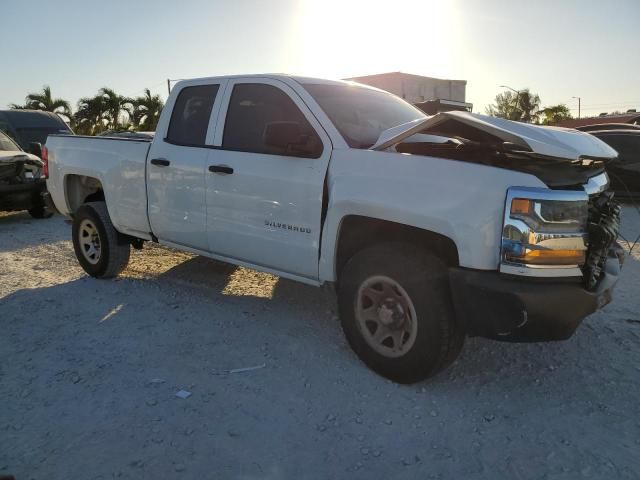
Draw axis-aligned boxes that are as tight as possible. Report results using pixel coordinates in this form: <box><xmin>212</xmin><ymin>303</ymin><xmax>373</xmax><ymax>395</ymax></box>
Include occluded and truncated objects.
<box><xmin>45</xmin><ymin>75</ymin><xmax>623</xmax><ymax>383</ymax></box>
<box><xmin>0</xmin><ymin>130</ymin><xmax>50</xmax><ymax>218</ymax></box>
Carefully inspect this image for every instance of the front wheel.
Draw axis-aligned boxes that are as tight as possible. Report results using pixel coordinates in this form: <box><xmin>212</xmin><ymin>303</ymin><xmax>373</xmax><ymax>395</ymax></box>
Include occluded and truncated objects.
<box><xmin>72</xmin><ymin>202</ymin><xmax>130</xmax><ymax>278</ymax></box>
<box><xmin>338</xmin><ymin>243</ymin><xmax>465</xmax><ymax>384</ymax></box>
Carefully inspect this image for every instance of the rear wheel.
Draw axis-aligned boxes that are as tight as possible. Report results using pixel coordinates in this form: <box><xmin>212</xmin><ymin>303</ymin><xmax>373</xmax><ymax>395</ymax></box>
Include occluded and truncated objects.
<box><xmin>338</xmin><ymin>243</ymin><xmax>465</xmax><ymax>384</ymax></box>
<box><xmin>72</xmin><ymin>202</ymin><xmax>130</xmax><ymax>278</ymax></box>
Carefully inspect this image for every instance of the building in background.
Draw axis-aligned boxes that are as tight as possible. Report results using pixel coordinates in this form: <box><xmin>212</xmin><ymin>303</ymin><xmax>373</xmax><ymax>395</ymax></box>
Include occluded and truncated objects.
<box><xmin>346</xmin><ymin>72</ymin><xmax>472</xmax><ymax>113</ymax></box>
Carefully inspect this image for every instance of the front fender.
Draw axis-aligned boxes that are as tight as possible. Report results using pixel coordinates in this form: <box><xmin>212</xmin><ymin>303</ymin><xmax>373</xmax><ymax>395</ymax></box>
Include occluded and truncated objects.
<box><xmin>318</xmin><ymin>149</ymin><xmax>546</xmax><ymax>282</ymax></box>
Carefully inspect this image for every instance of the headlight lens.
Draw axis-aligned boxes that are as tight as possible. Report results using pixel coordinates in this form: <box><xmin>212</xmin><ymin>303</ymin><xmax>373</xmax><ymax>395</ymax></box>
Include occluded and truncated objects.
<box><xmin>501</xmin><ymin>188</ymin><xmax>589</xmax><ymax>271</ymax></box>
<box><xmin>509</xmin><ymin>198</ymin><xmax>588</xmax><ymax>232</ymax></box>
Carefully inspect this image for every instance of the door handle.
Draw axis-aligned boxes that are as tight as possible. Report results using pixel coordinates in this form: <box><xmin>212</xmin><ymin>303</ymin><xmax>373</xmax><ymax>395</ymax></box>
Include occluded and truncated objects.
<box><xmin>150</xmin><ymin>158</ymin><xmax>170</xmax><ymax>167</ymax></box>
<box><xmin>209</xmin><ymin>165</ymin><xmax>234</xmax><ymax>175</ymax></box>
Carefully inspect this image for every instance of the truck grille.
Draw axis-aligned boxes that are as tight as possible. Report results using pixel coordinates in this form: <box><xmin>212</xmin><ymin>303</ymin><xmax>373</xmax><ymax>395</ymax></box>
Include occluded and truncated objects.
<box><xmin>583</xmin><ymin>191</ymin><xmax>620</xmax><ymax>289</ymax></box>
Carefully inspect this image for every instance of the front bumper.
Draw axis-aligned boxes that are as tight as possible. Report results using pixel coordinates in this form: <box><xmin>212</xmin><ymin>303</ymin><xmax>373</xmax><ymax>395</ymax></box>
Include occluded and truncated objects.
<box><xmin>0</xmin><ymin>179</ymin><xmax>46</xmax><ymax>211</ymax></box>
<box><xmin>449</xmin><ymin>252</ymin><xmax>621</xmax><ymax>342</ymax></box>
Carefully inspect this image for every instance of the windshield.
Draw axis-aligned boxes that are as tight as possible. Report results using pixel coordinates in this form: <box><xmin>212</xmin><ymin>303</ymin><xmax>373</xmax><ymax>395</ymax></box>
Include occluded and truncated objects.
<box><xmin>303</xmin><ymin>83</ymin><xmax>426</xmax><ymax>148</ymax></box>
<box><xmin>0</xmin><ymin>131</ymin><xmax>21</xmax><ymax>152</ymax></box>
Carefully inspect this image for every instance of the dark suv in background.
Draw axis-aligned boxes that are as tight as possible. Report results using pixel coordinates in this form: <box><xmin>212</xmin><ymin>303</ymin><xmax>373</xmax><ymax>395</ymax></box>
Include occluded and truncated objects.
<box><xmin>578</xmin><ymin>125</ymin><xmax>640</xmax><ymax>198</ymax></box>
<box><xmin>0</xmin><ymin>110</ymin><xmax>72</xmax><ymax>150</ymax></box>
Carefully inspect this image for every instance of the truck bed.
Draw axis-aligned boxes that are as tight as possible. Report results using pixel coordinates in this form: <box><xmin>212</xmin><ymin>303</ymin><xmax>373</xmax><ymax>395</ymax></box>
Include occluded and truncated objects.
<box><xmin>46</xmin><ymin>135</ymin><xmax>153</xmax><ymax>239</ymax></box>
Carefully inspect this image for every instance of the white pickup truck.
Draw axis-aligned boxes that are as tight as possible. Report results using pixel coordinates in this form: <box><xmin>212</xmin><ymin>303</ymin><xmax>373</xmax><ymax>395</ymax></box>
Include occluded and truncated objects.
<box><xmin>46</xmin><ymin>74</ymin><xmax>623</xmax><ymax>383</ymax></box>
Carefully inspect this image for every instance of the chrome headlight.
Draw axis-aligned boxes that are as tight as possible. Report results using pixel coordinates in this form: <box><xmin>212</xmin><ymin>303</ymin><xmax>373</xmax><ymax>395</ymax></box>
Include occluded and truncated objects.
<box><xmin>500</xmin><ymin>187</ymin><xmax>589</xmax><ymax>276</ymax></box>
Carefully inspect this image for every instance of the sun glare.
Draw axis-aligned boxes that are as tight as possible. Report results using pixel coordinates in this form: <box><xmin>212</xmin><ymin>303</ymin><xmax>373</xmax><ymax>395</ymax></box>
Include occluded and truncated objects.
<box><xmin>288</xmin><ymin>0</ymin><xmax>456</xmax><ymax>80</ymax></box>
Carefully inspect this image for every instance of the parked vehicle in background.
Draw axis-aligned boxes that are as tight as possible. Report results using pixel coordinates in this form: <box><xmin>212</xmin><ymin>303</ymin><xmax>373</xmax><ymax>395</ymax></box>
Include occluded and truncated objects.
<box><xmin>576</xmin><ymin>123</ymin><xmax>640</xmax><ymax>133</ymax></box>
<box><xmin>583</xmin><ymin>128</ymin><xmax>640</xmax><ymax>197</ymax></box>
<box><xmin>0</xmin><ymin>110</ymin><xmax>72</xmax><ymax>151</ymax></box>
<box><xmin>46</xmin><ymin>74</ymin><xmax>623</xmax><ymax>383</ymax></box>
<box><xmin>0</xmin><ymin>131</ymin><xmax>51</xmax><ymax>218</ymax></box>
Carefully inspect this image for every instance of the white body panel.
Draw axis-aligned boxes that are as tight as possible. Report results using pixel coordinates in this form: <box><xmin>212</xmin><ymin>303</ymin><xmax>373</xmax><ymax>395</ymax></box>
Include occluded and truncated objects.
<box><xmin>204</xmin><ymin>77</ymin><xmax>332</xmax><ymax>280</ymax></box>
<box><xmin>46</xmin><ymin>136</ymin><xmax>152</xmax><ymax>239</ymax></box>
<box><xmin>146</xmin><ymin>78</ymin><xmax>230</xmax><ymax>251</ymax></box>
<box><xmin>318</xmin><ymin>149</ymin><xmax>546</xmax><ymax>281</ymax></box>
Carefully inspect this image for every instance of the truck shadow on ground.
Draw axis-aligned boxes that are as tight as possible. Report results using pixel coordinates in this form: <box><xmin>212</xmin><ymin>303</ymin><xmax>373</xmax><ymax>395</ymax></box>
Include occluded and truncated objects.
<box><xmin>2</xmin><ymin>265</ymin><xmax>638</xmax><ymax>404</ymax></box>
<box><xmin>152</xmin><ymin>244</ymin><xmax>640</xmax><ymax>384</ymax></box>
<box><xmin>3</xmin><ymin>221</ymin><xmax>639</xmax><ymax>393</ymax></box>
<box><xmin>103</xmin><ymin>249</ymin><xmax>640</xmax><ymax>387</ymax></box>
<box><xmin>4</xmin><ymin>267</ymin><xmax>639</xmax><ymax>480</ymax></box>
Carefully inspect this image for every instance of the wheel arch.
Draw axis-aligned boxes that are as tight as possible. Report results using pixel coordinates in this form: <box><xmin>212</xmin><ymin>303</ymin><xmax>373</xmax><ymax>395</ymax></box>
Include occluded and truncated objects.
<box><xmin>64</xmin><ymin>174</ymin><xmax>105</xmax><ymax>213</ymax></box>
<box><xmin>332</xmin><ymin>215</ymin><xmax>460</xmax><ymax>281</ymax></box>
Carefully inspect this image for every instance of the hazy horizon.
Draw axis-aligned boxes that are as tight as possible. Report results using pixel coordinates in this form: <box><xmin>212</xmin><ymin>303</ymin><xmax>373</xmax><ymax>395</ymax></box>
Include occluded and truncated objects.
<box><xmin>2</xmin><ymin>0</ymin><xmax>638</xmax><ymax>117</ymax></box>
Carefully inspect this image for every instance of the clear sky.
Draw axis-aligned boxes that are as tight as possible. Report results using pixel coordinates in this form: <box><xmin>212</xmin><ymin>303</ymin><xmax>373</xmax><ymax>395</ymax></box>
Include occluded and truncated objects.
<box><xmin>2</xmin><ymin>0</ymin><xmax>638</xmax><ymax>116</ymax></box>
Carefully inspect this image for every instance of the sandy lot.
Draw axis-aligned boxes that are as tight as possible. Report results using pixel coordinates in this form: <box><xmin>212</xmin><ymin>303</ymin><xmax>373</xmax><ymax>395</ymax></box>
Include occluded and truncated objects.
<box><xmin>1</xmin><ymin>207</ymin><xmax>639</xmax><ymax>479</ymax></box>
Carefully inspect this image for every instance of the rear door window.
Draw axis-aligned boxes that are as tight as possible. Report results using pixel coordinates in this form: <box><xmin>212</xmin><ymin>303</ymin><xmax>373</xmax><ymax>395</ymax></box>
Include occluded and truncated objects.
<box><xmin>167</xmin><ymin>84</ymin><xmax>219</xmax><ymax>146</ymax></box>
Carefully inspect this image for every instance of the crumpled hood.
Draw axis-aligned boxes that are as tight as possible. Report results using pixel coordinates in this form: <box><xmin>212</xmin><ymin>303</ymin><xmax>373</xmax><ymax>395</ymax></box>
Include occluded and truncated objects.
<box><xmin>0</xmin><ymin>151</ymin><xmax>44</xmax><ymax>175</ymax></box>
<box><xmin>372</xmin><ymin>111</ymin><xmax>618</xmax><ymax>161</ymax></box>
<box><xmin>0</xmin><ymin>150</ymin><xmax>42</xmax><ymax>165</ymax></box>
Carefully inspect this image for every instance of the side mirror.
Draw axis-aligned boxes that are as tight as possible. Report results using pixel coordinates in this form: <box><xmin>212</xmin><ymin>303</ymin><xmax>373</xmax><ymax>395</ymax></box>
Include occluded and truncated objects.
<box><xmin>28</xmin><ymin>142</ymin><xmax>43</xmax><ymax>158</ymax></box>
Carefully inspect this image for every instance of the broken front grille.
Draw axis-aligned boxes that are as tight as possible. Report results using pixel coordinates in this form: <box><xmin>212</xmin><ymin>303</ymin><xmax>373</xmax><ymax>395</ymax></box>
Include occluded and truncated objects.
<box><xmin>583</xmin><ymin>191</ymin><xmax>620</xmax><ymax>290</ymax></box>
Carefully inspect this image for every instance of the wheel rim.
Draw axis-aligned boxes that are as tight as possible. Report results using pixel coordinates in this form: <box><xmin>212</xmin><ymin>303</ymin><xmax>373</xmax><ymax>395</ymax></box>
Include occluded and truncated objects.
<box><xmin>78</xmin><ymin>219</ymin><xmax>101</xmax><ymax>265</ymax></box>
<box><xmin>356</xmin><ymin>275</ymin><xmax>418</xmax><ymax>358</ymax></box>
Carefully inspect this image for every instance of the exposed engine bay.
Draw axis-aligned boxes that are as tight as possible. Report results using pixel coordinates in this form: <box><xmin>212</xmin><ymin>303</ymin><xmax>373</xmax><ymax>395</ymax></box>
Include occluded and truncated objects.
<box><xmin>396</xmin><ymin>133</ymin><xmax>606</xmax><ymax>188</ymax></box>
<box><xmin>374</xmin><ymin>111</ymin><xmax>617</xmax><ymax>189</ymax></box>
<box><xmin>584</xmin><ymin>191</ymin><xmax>621</xmax><ymax>289</ymax></box>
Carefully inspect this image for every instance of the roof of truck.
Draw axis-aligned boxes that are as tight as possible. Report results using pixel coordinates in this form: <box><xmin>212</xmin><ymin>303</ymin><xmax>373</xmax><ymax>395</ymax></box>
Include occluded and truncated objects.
<box><xmin>174</xmin><ymin>74</ymin><xmax>374</xmax><ymax>88</ymax></box>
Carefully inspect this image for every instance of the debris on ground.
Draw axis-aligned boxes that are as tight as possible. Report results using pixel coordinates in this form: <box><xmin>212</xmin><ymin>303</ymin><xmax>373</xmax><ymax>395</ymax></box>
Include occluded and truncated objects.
<box><xmin>212</xmin><ymin>363</ymin><xmax>267</xmax><ymax>375</ymax></box>
<box><xmin>175</xmin><ymin>390</ymin><xmax>192</xmax><ymax>399</ymax></box>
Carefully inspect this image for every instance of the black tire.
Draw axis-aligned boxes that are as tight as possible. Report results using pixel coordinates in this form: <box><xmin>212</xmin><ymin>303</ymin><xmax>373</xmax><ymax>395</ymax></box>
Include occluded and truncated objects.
<box><xmin>28</xmin><ymin>205</ymin><xmax>53</xmax><ymax>219</ymax></box>
<box><xmin>72</xmin><ymin>201</ymin><xmax>130</xmax><ymax>278</ymax></box>
<box><xmin>338</xmin><ymin>243</ymin><xmax>465</xmax><ymax>384</ymax></box>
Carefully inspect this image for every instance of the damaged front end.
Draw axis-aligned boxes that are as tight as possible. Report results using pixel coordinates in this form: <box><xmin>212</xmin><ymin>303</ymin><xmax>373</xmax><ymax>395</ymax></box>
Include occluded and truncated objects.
<box><xmin>0</xmin><ymin>152</ymin><xmax>47</xmax><ymax>213</ymax></box>
<box><xmin>499</xmin><ymin>178</ymin><xmax>622</xmax><ymax>291</ymax></box>
<box><xmin>449</xmin><ymin>177</ymin><xmax>622</xmax><ymax>342</ymax></box>
<box><xmin>373</xmin><ymin>111</ymin><xmax>618</xmax><ymax>188</ymax></box>
<box><xmin>378</xmin><ymin>112</ymin><xmax>626</xmax><ymax>341</ymax></box>
<box><xmin>374</xmin><ymin>111</ymin><xmax>623</xmax><ymax>289</ymax></box>
<box><xmin>584</xmin><ymin>191</ymin><xmax>622</xmax><ymax>289</ymax></box>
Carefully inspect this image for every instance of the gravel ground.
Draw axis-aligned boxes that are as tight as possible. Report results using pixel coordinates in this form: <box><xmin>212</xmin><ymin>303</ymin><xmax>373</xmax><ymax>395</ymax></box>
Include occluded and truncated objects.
<box><xmin>1</xmin><ymin>206</ymin><xmax>639</xmax><ymax>480</ymax></box>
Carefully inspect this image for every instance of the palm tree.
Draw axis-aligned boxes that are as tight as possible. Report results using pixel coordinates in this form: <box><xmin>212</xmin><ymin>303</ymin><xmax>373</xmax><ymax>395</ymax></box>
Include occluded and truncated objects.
<box><xmin>486</xmin><ymin>88</ymin><xmax>541</xmax><ymax>123</ymax></box>
<box><xmin>98</xmin><ymin>88</ymin><xmax>132</xmax><ymax>130</ymax></box>
<box><xmin>11</xmin><ymin>85</ymin><xmax>72</xmax><ymax>121</ymax></box>
<box><xmin>132</xmin><ymin>89</ymin><xmax>164</xmax><ymax>131</ymax></box>
<box><xmin>540</xmin><ymin>104</ymin><xmax>572</xmax><ymax>125</ymax></box>
<box><xmin>516</xmin><ymin>90</ymin><xmax>541</xmax><ymax>123</ymax></box>
<box><xmin>74</xmin><ymin>96</ymin><xmax>108</xmax><ymax>135</ymax></box>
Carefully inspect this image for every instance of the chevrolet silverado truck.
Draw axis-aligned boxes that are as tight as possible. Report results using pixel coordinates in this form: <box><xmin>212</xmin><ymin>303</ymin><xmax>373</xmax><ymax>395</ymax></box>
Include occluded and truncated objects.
<box><xmin>45</xmin><ymin>75</ymin><xmax>622</xmax><ymax>383</ymax></box>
